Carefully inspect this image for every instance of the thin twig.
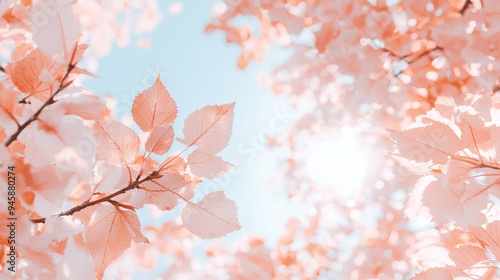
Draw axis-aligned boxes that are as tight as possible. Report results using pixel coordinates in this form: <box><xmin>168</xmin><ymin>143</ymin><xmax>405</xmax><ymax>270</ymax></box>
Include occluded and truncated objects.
<box><xmin>4</xmin><ymin>46</ymin><xmax>78</xmax><ymax>147</ymax></box>
<box><xmin>30</xmin><ymin>172</ymin><xmax>158</xmax><ymax>223</ymax></box>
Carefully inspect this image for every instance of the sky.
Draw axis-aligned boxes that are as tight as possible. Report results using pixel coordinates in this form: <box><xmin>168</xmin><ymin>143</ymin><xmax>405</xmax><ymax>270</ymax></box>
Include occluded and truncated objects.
<box><xmin>82</xmin><ymin>0</ymin><xmax>307</xmax><ymax>251</ymax></box>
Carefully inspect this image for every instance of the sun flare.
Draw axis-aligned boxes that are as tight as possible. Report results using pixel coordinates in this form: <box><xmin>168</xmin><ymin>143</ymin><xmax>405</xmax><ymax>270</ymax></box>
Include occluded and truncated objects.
<box><xmin>305</xmin><ymin>134</ymin><xmax>368</xmax><ymax>195</ymax></box>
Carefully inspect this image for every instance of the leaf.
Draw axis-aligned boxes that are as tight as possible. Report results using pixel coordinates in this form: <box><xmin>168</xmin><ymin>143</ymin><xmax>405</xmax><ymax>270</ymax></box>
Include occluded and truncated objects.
<box><xmin>389</xmin><ymin>122</ymin><xmax>462</xmax><ymax>164</ymax></box>
<box><xmin>182</xmin><ymin>191</ymin><xmax>240</xmax><ymax>239</ymax></box>
<box><xmin>0</xmin><ymin>84</ymin><xmax>19</xmax><ymax>125</ymax></box>
<box><xmin>55</xmin><ymin>94</ymin><xmax>108</xmax><ymax>120</ymax></box>
<box><xmin>412</xmin><ymin>245</ymin><xmax>455</xmax><ymax>269</ymax></box>
<box><xmin>421</xmin><ymin>179</ymin><xmax>463</xmax><ymax>225</ymax></box>
<box><xmin>422</xmin><ymin>177</ymin><xmax>487</xmax><ymax>226</ymax></box>
<box><xmin>130</xmin><ymin>172</ymin><xmax>196</xmax><ymax>210</ymax></box>
<box><xmin>187</xmin><ymin>149</ymin><xmax>232</xmax><ymax>178</ymax></box>
<box><xmin>7</xmin><ymin>48</ymin><xmax>65</xmax><ymax>98</ymax></box>
<box><xmin>94</xmin><ymin>120</ymin><xmax>140</xmax><ymax>166</ymax></box>
<box><xmin>93</xmin><ymin>163</ymin><xmax>127</xmax><ymax>194</ymax></box>
<box><xmin>86</xmin><ymin>205</ymin><xmax>148</xmax><ymax>280</ymax></box>
<box><xmin>178</xmin><ymin>103</ymin><xmax>235</xmax><ymax>153</ymax></box>
<box><xmin>159</xmin><ymin>155</ymin><xmax>187</xmax><ymax>173</ymax></box>
<box><xmin>20</xmin><ymin>110</ymin><xmax>95</xmax><ymax>180</ymax></box>
<box><xmin>469</xmin><ymin>221</ymin><xmax>500</xmax><ymax>259</ymax></box>
<box><xmin>412</xmin><ymin>268</ymin><xmax>453</xmax><ymax>280</ymax></box>
<box><xmin>457</xmin><ymin>114</ymin><xmax>490</xmax><ymax>150</ymax></box>
<box><xmin>31</xmin><ymin>0</ymin><xmax>80</xmax><ymax>57</ymax></box>
<box><xmin>131</xmin><ymin>76</ymin><xmax>177</xmax><ymax>132</ymax></box>
<box><xmin>448</xmin><ymin>245</ymin><xmax>486</xmax><ymax>268</ymax></box>
<box><xmin>145</xmin><ymin>125</ymin><xmax>174</xmax><ymax>155</ymax></box>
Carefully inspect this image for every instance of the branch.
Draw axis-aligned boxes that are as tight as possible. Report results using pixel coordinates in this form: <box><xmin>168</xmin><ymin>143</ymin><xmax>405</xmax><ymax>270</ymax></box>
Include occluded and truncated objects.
<box><xmin>459</xmin><ymin>0</ymin><xmax>473</xmax><ymax>15</ymax></box>
<box><xmin>392</xmin><ymin>46</ymin><xmax>442</xmax><ymax>78</ymax></box>
<box><xmin>30</xmin><ymin>171</ymin><xmax>160</xmax><ymax>223</ymax></box>
<box><xmin>4</xmin><ymin>46</ymin><xmax>79</xmax><ymax>147</ymax></box>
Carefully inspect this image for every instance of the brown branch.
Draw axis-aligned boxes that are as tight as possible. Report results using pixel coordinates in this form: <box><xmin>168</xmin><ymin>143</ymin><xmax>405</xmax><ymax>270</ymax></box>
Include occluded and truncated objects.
<box><xmin>407</xmin><ymin>46</ymin><xmax>442</xmax><ymax>65</ymax></box>
<box><xmin>459</xmin><ymin>0</ymin><xmax>473</xmax><ymax>15</ymax></box>
<box><xmin>30</xmin><ymin>171</ymin><xmax>160</xmax><ymax>223</ymax></box>
<box><xmin>381</xmin><ymin>47</ymin><xmax>411</xmax><ymax>60</ymax></box>
<box><xmin>392</xmin><ymin>46</ymin><xmax>442</xmax><ymax>78</ymax></box>
<box><xmin>4</xmin><ymin>45</ymin><xmax>79</xmax><ymax>147</ymax></box>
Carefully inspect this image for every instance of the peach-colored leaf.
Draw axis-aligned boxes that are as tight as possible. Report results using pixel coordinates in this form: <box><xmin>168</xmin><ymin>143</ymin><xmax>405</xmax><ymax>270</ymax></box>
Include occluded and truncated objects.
<box><xmin>131</xmin><ymin>76</ymin><xmax>177</xmax><ymax>132</ymax></box>
<box><xmin>131</xmin><ymin>172</ymin><xmax>195</xmax><ymax>210</ymax></box>
<box><xmin>93</xmin><ymin>163</ymin><xmax>127</xmax><ymax>194</ymax></box>
<box><xmin>145</xmin><ymin>125</ymin><xmax>174</xmax><ymax>155</ymax></box>
<box><xmin>7</xmin><ymin>48</ymin><xmax>65</xmax><ymax>98</ymax></box>
<box><xmin>422</xmin><ymin>180</ymin><xmax>463</xmax><ymax>225</ymax></box>
<box><xmin>86</xmin><ymin>205</ymin><xmax>148</xmax><ymax>280</ymax></box>
<box><xmin>0</xmin><ymin>84</ymin><xmax>19</xmax><ymax>125</ymax></box>
<box><xmin>20</xmin><ymin>111</ymin><xmax>95</xmax><ymax>180</ymax></box>
<box><xmin>412</xmin><ymin>268</ymin><xmax>453</xmax><ymax>280</ymax></box>
<box><xmin>413</xmin><ymin>245</ymin><xmax>455</xmax><ymax>269</ymax></box>
<box><xmin>448</xmin><ymin>245</ymin><xmax>486</xmax><ymax>268</ymax></box>
<box><xmin>55</xmin><ymin>94</ymin><xmax>107</xmax><ymax>120</ymax></box>
<box><xmin>178</xmin><ymin>103</ymin><xmax>235</xmax><ymax>153</ymax></box>
<box><xmin>389</xmin><ymin>122</ymin><xmax>462</xmax><ymax>164</ymax></box>
<box><xmin>182</xmin><ymin>191</ymin><xmax>240</xmax><ymax>239</ymax></box>
<box><xmin>94</xmin><ymin>120</ymin><xmax>140</xmax><ymax>166</ymax></box>
<box><xmin>31</xmin><ymin>0</ymin><xmax>80</xmax><ymax>57</ymax></box>
<box><xmin>159</xmin><ymin>155</ymin><xmax>187</xmax><ymax>174</ymax></box>
<box><xmin>187</xmin><ymin>149</ymin><xmax>232</xmax><ymax>178</ymax></box>
<box><xmin>469</xmin><ymin>221</ymin><xmax>500</xmax><ymax>259</ymax></box>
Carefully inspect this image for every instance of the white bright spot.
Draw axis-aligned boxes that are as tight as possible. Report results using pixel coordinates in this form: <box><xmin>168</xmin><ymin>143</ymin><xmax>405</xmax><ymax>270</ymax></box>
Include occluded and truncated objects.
<box><xmin>169</xmin><ymin>2</ymin><xmax>183</xmax><ymax>15</ymax></box>
<box><xmin>305</xmin><ymin>134</ymin><xmax>368</xmax><ymax>196</ymax></box>
<box><xmin>212</xmin><ymin>2</ymin><xmax>227</xmax><ymax>16</ymax></box>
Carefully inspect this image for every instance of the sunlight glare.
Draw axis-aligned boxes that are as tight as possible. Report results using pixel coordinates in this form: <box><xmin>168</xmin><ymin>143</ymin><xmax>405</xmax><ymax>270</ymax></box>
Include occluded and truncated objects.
<box><xmin>305</xmin><ymin>134</ymin><xmax>368</xmax><ymax>195</ymax></box>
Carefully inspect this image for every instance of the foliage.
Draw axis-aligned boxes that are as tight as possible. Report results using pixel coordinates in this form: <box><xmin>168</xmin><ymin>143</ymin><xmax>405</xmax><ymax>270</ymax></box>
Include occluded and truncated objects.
<box><xmin>1</xmin><ymin>0</ymin><xmax>500</xmax><ymax>279</ymax></box>
<box><xmin>203</xmin><ymin>0</ymin><xmax>500</xmax><ymax>278</ymax></box>
<box><xmin>0</xmin><ymin>1</ymin><xmax>238</xmax><ymax>279</ymax></box>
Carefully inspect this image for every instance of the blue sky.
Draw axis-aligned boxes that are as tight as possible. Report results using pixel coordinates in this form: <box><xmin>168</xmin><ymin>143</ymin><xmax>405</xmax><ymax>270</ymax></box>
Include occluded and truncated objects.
<box><xmin>83</xmin><ymin>1</ymin><xmax>306</xmax><ymax>251</ymax></box>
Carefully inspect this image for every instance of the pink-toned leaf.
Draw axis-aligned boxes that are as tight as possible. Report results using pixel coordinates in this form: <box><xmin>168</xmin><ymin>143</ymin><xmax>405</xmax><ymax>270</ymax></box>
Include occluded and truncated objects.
<box><xmin>0</xmin><ymin>84</ymin><xmax>19</xmax><ymax>125</ymax></box>
<box><xmin>389</xmin><ymin>122</ymin><xmax>462</xmax><ymax>164</ymax></box>
<box><xmin>412</xmin><ymin>245</ymin><xmax>455</xmax><ymax>269</ymax></box>
<box><xmin>145</xmin><ymin>125</ymin><xmax>174</xmax><ymax>155</ymax></box>
<box><xmin>94</xmin><ymin>120</ymin><xmax>140</xmax><ymax>166</ymax></box>
<box><xmin>20</xmin><ymin>110</ymin><xmax>95</xmax><ymax>180</ymax></box>
<box><xmin>130</xmin><ymin>172</ymin><xmax>196</xmax><ymax>210</ymax></box>
<box><xmin>457</xmin><ymin>114</ymin><xmax>490</xmax><ymax>150</ymax></box>
<box><xmin>7</xmin><ymin>48</ymin><xmax>65</xmax><ymax>98</ymax></box>
<box><xmin>187</xmin><ymin>149</ymin><xmax>232</xmax><ymax>178</ymax></box>
<box><xmin>412</xmin><ymin>268</ymin><xmax>453</xmax><ymax>280</ymax></box>
<box><xmin>159</xmin><ymin>155</ymin><xmax>187</xmax><ymax>174</ymax></box>
<box><xmin>422</xmin><ymin>180</ymin><xmax>463</xmax><ymax>225</ymax></box>
<box><xmin>86</xmin><ymin>205</ymin><xmax>148</xmax><ymax>280</ymax></box>
<box><xmin>182</xmin><ymin>191</ymin><xmax>240</xmax><ymax>239</ymax></box>
<box><xmin>93</xmin><ymin>163</ymin><xmax>127</xmax><ymax>194</ymax></box>
<box><xmin>178</xmin><ymin>103</ymin><xmax>235</xmax><ymax>154</ymax></box>
<box><xmin>55</xmin><ymin>94</ymin><xmax>108</xmax><ymax>120</ymax></box>
<box><xmin>31</xmin><ymin>0</ymin><xmax>80</xmax><ymax>57</ymax></box>
<box><xmin>469</xmin><ymin>221</ymin><xmax>500</xmax><ymax>259</ymax></box>
<box><xmin>131</xmin><ymin>76</ymin><xmax>177</xmax><ymax>132</ymax></box>
<box><xmin>448</xmin><ymin>245</ymin><xmax>486</xmax><ymax>268</ymax></box>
